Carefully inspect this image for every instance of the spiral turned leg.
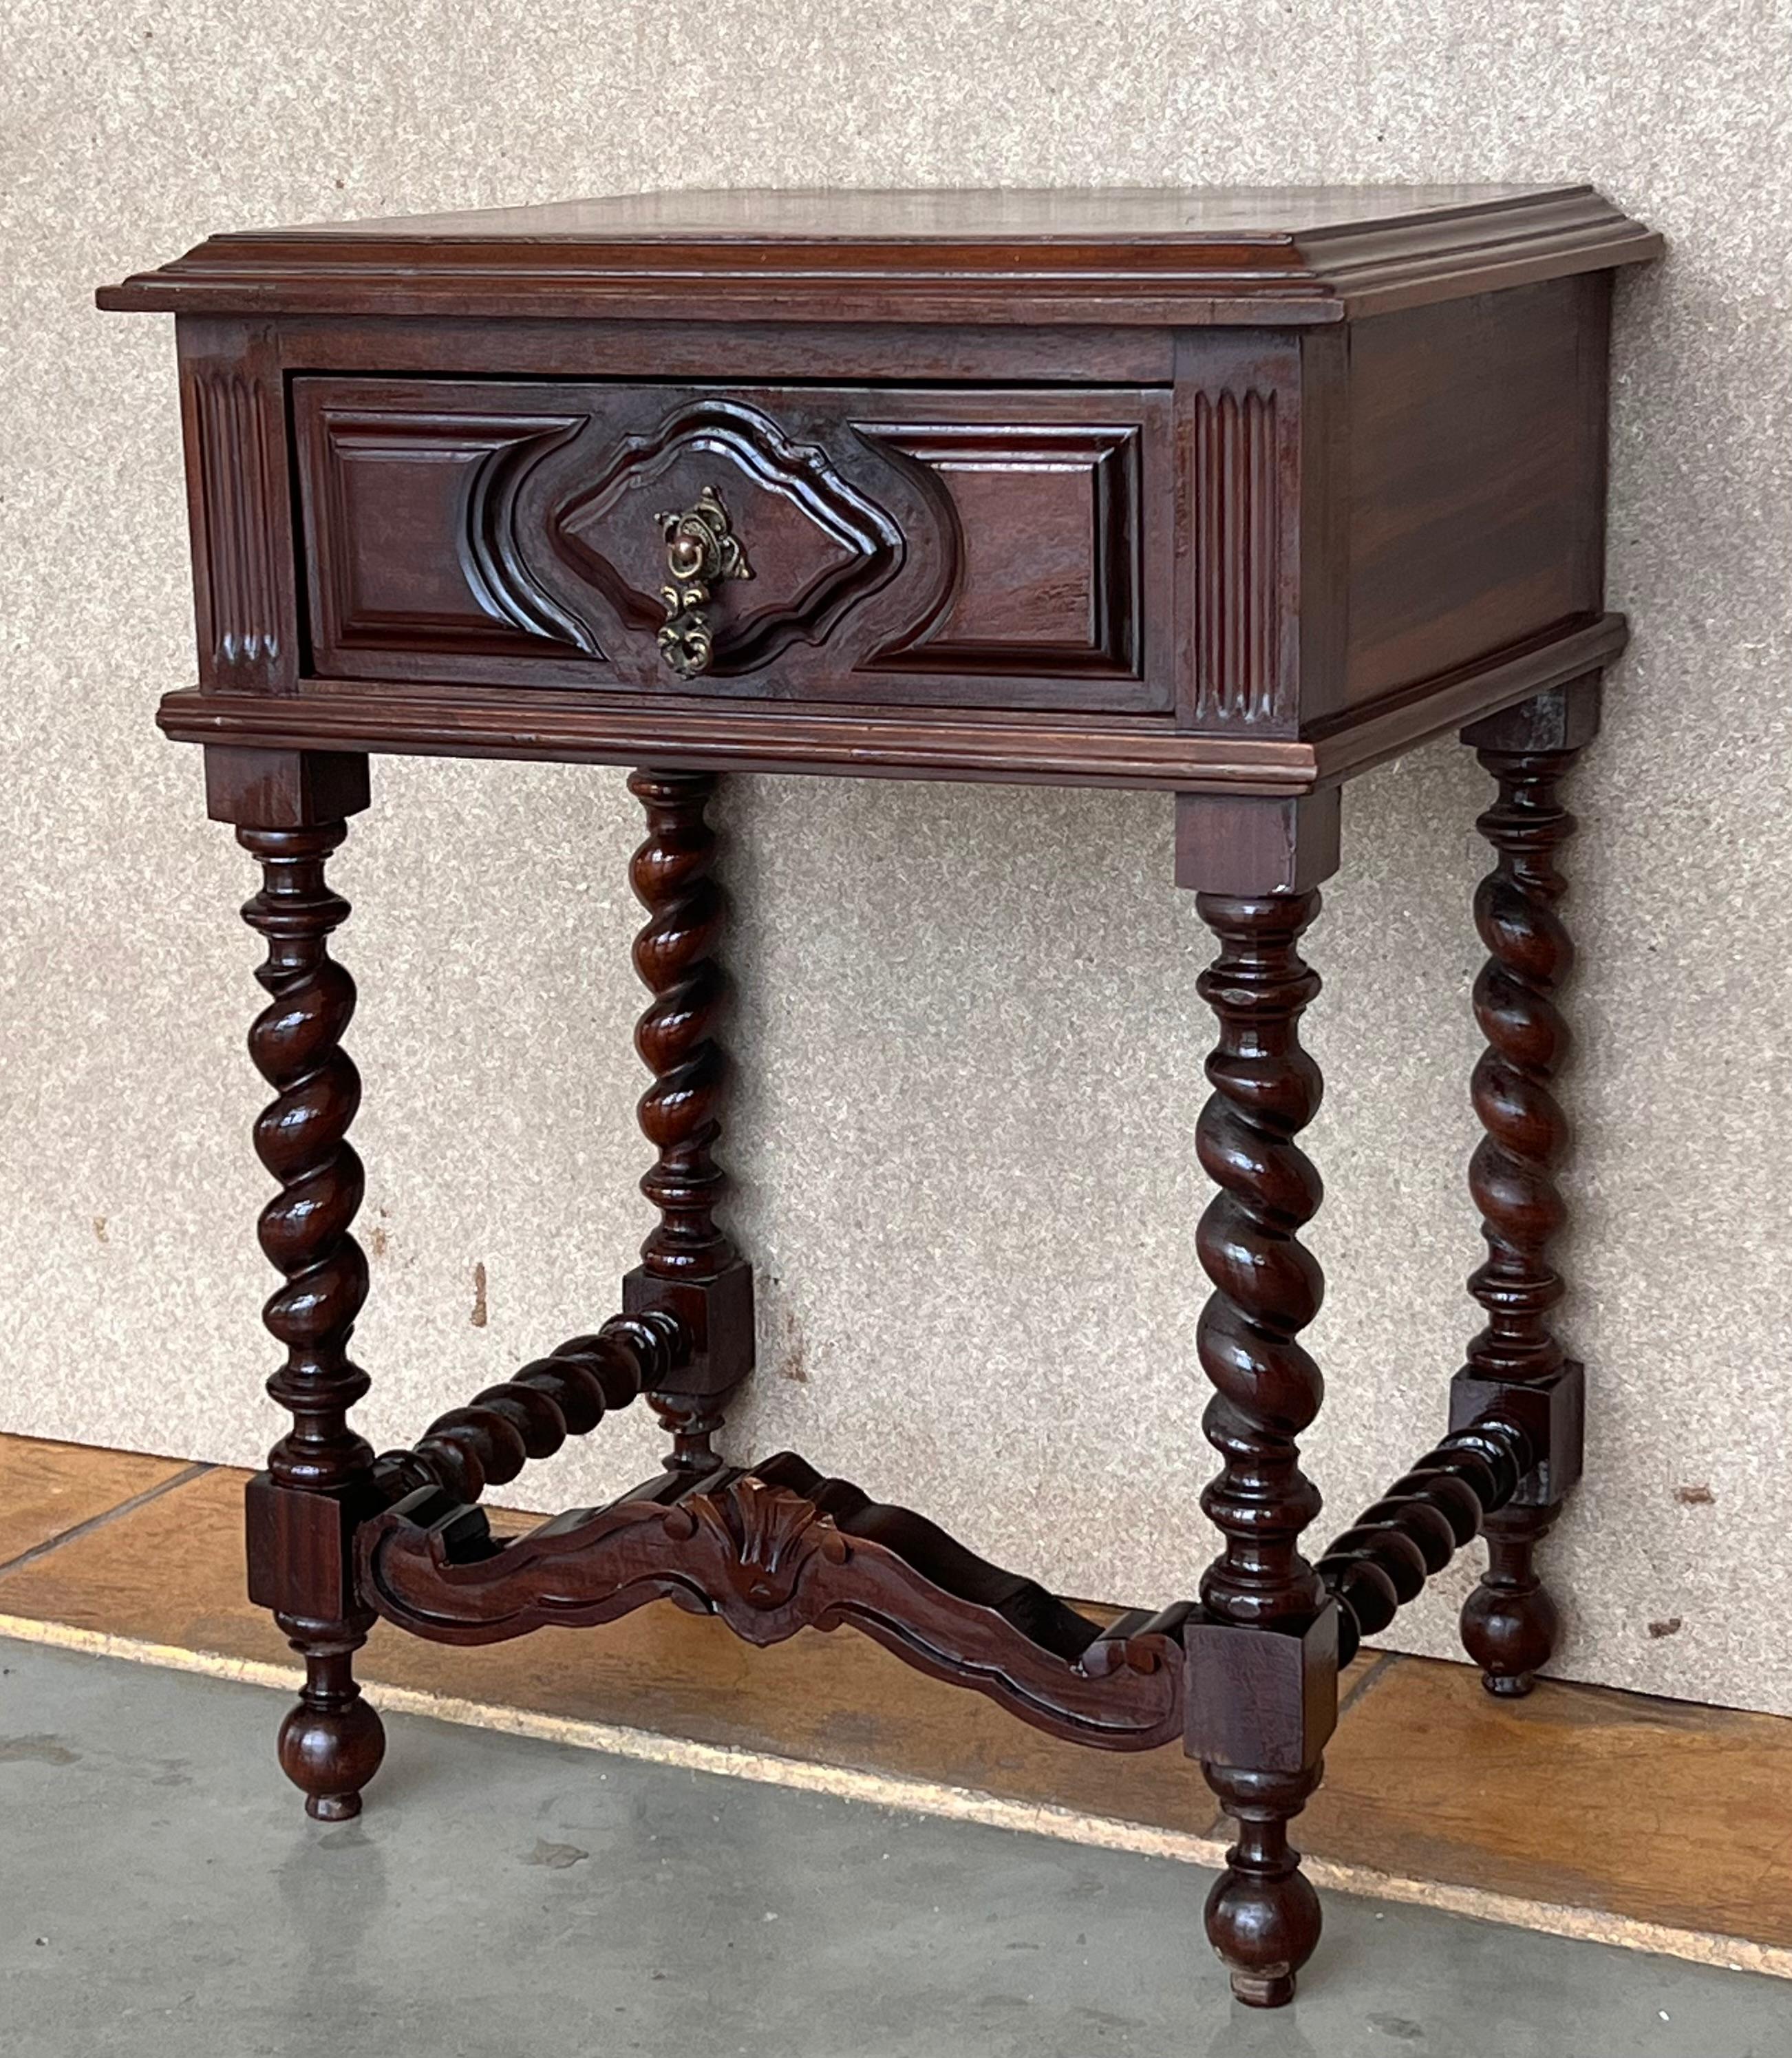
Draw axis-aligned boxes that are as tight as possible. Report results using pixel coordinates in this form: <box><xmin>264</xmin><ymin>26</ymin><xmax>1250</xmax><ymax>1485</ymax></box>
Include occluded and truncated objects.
<box><xmin>1191</xmin><ymin>889</ymin><xmax>1330</xmax><ymax>2007</ymax></box>
<box><xmin>1455</xmin><ymin>692</ymin><xmax>1592</xmax><ymax>1697</ymax></box>
<box><xmin>237</xmin><ymin>792</ymin><xmax>385</xmax><ymax>1821</ymax></box>
<box><xmin>626</xmin><ymin>769</ymin><xmax>752</xmax><ymax>1474</ymax></box>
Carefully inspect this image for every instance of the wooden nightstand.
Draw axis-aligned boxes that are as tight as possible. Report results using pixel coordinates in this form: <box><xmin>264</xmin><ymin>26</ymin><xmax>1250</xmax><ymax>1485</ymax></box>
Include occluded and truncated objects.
<box><xmin>101</xmin><ymin>184</ymin><xmax>1658</xmax><ymax>2008</ymax></box>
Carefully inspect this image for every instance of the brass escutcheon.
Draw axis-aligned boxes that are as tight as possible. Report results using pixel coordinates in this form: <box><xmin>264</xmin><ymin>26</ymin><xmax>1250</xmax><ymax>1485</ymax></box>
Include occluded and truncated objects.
<box><xmin>655</xmin><ymin>484</ymin><xmax>753</xmax><ymax>678</ymax></box>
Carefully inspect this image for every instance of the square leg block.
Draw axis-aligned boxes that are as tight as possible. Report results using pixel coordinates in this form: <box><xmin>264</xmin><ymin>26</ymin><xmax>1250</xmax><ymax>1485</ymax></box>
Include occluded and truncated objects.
<box><xmin>1183</xmin><ymin>1604</ymin><xmax>1340</xmax><ymax>1772</ymax></box>
<box><xmin>1451</xmin><ymin>1359</ymin><xmax>1586</xmax><ymax>1509</ymax></box>
<box><xmin>623</xmin><ymin>1259</ymin><xmax>755</xmax><ymax>1397</ymax></box>
<box><xmin>246</xmin><ymin>1472</ymin><xmax>381</xmax><ymax>1622</ymax></box>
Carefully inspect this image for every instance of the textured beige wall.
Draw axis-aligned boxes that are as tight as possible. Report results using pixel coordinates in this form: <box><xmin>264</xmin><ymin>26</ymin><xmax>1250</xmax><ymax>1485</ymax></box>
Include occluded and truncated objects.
<box><xmin>6</xmin><ymin>2</ymin><xmax>1790</xmax><ymax>1712</ymax></box>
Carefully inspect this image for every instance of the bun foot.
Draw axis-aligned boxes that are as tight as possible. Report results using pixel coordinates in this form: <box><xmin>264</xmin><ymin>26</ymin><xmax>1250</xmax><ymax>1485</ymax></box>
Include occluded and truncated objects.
<box><xmin>1202</xmin><ymin>1763</ymin><xmax>1323</xmax><ymax>2010</ymax></box>
<box><xmin>278</xmin><ymin>1648</ymin><xmax>385</xmax><ymax>1821</ymax></box>
<box><xmin>1461</xmin><ymin>1516</ymin><xmax>1559</xmax><ymax>1695</ymax></box>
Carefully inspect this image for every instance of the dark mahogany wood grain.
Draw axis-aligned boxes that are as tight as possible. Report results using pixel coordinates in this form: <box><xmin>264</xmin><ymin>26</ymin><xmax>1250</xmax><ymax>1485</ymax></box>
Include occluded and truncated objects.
<box><xmin>213</xmin><ymin>747</ymin><xmax>385</xmax><ymax>1822</ymax></box>
<box><xmin>1452</xmin><ymin>681</ymin><xmax>1597</xmax><ymax>1697</ymax></box>
<box><xmin>1187</xmin><ymin>887</ymin><xmax>1332</xmax><ymax>2006</ymax></box>
<box><xmin>290</xmin><ymin>377</ymin><xmax>1172</xmax><ymax>713</ymax></box>
<box><xmin>103</xmin><ymin>188</ymin><xmax>1655</xmax><ymax>2015</ymax></box>
<box><xmin>360</xmin><ymin>1452</ymin><xmax>1193</xmax><ymax>1751</ymax></box>
<box><xmin>1334</xmin><ymin>275</ymin><xmax>1612</xmax><ymax>719</ymax></box>
<box><xmin>155</xmin><ymin>614</ymin><xmax>1630</xmax><ymax>794</ymax></box>
<box><xmin>140</xmin><ymin>249</ymin><xmax>1643</xmax><ymax>792</ymax></box>
<box><xmin>100</xmin><ymin>184</ymin><xmax>1659</xmax><ymax>326</ymax></box>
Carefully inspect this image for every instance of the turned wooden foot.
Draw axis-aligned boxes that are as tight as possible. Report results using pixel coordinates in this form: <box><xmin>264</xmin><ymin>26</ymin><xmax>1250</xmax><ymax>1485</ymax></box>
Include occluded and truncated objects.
<box><xmin>1202</xmin><ymin>1763</ymin><xmax>1325</xmax><ymax>2006</ymax></box>
<box><xmin>278</xmin><ymin>1641</ymin><xmax>386</xmax><ymax>1820</ymax></box>
<box><xmin>1462</xmin><ymin>1514</ymin><xmax>1560</xmax><ymax>1697</ymax></box>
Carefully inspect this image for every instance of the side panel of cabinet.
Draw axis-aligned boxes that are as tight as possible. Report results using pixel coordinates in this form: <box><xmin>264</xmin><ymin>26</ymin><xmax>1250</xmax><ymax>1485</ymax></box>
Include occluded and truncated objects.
<box><xmin>1336</xmin><ymin>274</ymin><xmax>1612</xmax><ymax>716</ymax></box>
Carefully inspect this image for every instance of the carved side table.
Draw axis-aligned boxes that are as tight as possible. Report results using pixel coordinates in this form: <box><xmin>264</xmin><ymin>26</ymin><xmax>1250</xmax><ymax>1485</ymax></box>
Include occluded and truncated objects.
<box><xmin>102</xmin><ymin>186</ymin><xmax>1659</xmax><ymax>2008</ymax></box>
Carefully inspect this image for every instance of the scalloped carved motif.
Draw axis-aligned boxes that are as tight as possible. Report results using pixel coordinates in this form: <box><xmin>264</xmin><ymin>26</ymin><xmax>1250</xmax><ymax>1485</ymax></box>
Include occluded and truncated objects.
<box><xmin>668</xmin><ymin>1476</ymin><xmax>839</xmax><ymax>1608</ymax></box>
<box><xmin>548</xmin><ymin>398</ymin><xmax>904</xmax><ymax>672</ymax></box>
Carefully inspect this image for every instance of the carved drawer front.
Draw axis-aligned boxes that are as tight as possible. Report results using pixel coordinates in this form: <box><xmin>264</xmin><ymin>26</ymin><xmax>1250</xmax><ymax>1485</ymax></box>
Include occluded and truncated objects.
<box><xmin>292</xmin><ymin>379</ymin><xmax>1171</xmax><ymax>714</ymax></box>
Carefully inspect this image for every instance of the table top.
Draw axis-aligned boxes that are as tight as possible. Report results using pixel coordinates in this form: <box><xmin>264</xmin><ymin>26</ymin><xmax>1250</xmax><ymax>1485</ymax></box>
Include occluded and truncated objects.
<box><xmin>104</xmin><ymin>183</ymin><xmax>1654</xmax><ymax>799</ymax></box>
<box><xmin>98</xmin><ymin>184</ymin><xmax>1659</xmax><ymax>326</ymax></box>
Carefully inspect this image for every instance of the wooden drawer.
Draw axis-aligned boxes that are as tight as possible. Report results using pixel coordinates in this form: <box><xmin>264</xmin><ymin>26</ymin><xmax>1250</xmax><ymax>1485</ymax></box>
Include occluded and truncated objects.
<box><xmin>293</xmin><ymin>378</ymin><xmax>1173</xmax><ymax>715</ymax></box>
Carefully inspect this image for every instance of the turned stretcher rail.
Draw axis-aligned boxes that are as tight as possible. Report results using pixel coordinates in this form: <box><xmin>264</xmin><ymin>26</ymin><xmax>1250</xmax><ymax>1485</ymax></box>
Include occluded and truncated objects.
<box><xmin>370</xmin><ymin>1311</ymin><xmax>688</xmax><ymax>1507</ymax></box>
<box><xmin>1316</xmin><ymin>1414</ymin><xmax>1534</xmax><ymax>1666</ymax></box>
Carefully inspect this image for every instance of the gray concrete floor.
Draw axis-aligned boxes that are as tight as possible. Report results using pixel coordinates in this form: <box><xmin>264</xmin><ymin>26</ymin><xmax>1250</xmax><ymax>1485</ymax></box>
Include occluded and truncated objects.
<box><xmin>0</xmin><ymin>1640</ymin><xmax>1786</xmax><ymax>2057</ymax></box>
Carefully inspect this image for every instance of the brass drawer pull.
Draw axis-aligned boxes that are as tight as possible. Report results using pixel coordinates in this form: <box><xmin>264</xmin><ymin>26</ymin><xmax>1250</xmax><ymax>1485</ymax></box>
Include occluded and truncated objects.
<box><xmin>656</xmin><ymin>485</ymin><xmax>752</xmax><ymax>678</ymax></box>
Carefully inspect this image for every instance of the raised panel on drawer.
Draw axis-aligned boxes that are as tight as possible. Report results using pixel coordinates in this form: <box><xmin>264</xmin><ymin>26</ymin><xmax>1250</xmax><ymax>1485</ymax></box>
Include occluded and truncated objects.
<box><xmin>292</xmin><ymin>378</ymin><xmax>1172</xmax><ymax>714</ymax></box>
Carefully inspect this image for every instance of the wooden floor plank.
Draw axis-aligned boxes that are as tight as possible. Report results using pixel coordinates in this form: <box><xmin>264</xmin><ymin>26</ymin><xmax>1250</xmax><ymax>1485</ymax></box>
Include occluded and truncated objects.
<box><xmin>0</xmin><ymin>1434</ymin><xmax>193</xmax><ymax>1567</ymax></box>
<box><xmin>0</xmin><ymin>1463</ymin><xmax>291</xmax><ymax>1664</ymax></box>
<box><xmin>1304</xmin><ymin>1652</ymin><xmax>1792</xmax><ymax>1951</ymax></box>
